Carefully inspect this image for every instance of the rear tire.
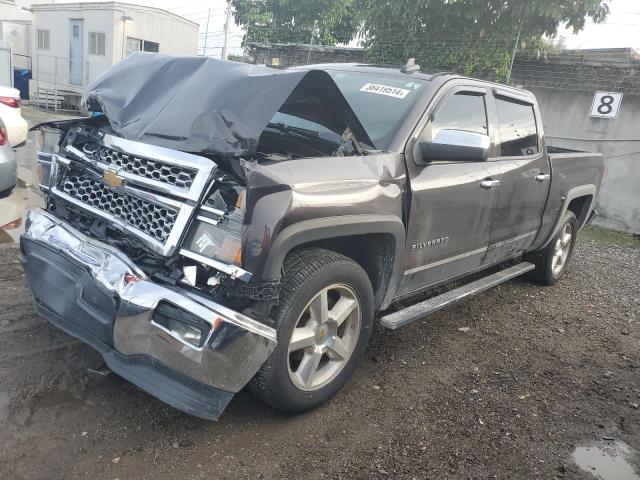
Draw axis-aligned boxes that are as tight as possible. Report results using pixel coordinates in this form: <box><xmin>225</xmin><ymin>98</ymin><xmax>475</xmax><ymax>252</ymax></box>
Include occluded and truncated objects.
<box><xmin>250</xmin><ymin>248</ymin><xmax>374</xmax><ymax>413</ymax></box>
<box><xmin>526</xmin><ymin>211</ymin><xmax>578</xmax><ymax>285</ymax></box>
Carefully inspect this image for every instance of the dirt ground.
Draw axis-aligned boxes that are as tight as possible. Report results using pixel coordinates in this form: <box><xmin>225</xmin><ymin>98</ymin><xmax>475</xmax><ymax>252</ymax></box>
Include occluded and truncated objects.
<box><xmin>0</xmin><ymin>230</ymin><xmax>638</xmax><ymax>480</ymax></box>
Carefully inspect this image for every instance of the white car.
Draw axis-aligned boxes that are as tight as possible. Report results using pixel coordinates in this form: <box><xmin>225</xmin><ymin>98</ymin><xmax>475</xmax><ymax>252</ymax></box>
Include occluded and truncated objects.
<box><xmin>0</xmin><ymin>117</ymin><xmax>17</xmax><ymax>197</ymax></box>
<box><xmin>0</xmin><ymin>85</ymin><xmax>28</xmax><ymax>147</ymax></box>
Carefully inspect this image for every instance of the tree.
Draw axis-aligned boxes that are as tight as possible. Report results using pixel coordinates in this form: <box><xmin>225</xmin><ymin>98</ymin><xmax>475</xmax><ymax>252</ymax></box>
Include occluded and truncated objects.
<box><xmin>232</xmin><ymin>0</ymin><xmax>609</xmax><ymax>81</ymax></box>
<box><xmin>232</xmin><ymin>0</ymin><xmax>359</xmax><ymax>46</ymax></box>
<box><xmin>357</xmin><ymin>0</ymin><xmax>610</xmax><ymax>80</ymax></box>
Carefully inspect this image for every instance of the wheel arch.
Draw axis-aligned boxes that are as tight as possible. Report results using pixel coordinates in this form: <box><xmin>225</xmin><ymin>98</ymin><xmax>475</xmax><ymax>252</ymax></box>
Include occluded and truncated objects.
<box><xmin>540</xmin><ymin>184</ymin><xmax>596</xmax><ymax>249</ymax></box>
<box><xmin>262</xmin><ymin>215</ymin><xmax>406</xmax><ymax>311</ymax></box>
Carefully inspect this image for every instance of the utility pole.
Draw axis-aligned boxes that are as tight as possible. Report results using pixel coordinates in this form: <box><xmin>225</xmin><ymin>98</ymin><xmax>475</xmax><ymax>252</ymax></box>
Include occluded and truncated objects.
<box><xmin>505</xmin><ymin>20</ymin><xmax>522</xmax><ymax>85</ymax></box>
<box><xmin>202</xmin><ymin>8</ymin><xmax>210</xmax><ymax>57</ymax></box>
<box><xmin>221</xmin><ymin>0</ymin><xmax>231</xmax><ymax>60</ymax></box>
<box><xmin>506</xmin><ymin>6</ymin><xmax>526</xmax><ymax>85</ymax></box>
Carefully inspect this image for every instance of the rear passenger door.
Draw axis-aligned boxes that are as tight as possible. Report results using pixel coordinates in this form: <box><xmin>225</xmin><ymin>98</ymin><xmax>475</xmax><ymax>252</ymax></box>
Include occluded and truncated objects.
<box><xmin>484</xmin><ymin>90</ymin><xmax>551</xmax><ymax>264</ymax></box>
<box><xmin>398</xmin><ymin>85</ymin><xmax>502</xmax><ymax>297</ymax></box>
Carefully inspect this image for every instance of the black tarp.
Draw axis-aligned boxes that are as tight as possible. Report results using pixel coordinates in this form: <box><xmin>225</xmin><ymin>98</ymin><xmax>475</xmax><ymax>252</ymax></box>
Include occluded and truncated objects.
<box><xmin>82</xmin><ymin>53</ymin><xmax>372</xmax><ymax>157</ymax></box>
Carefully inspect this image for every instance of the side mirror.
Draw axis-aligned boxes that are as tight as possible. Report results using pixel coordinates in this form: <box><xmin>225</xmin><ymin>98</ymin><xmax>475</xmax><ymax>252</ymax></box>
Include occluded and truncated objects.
<box><xmin>417</xmin><ymin>129</ymin><xmax>490</xmax><ymax>164</ymax></box>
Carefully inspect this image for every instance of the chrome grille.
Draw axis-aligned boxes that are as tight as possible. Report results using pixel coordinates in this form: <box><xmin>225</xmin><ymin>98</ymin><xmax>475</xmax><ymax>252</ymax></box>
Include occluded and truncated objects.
<box><xmin>91</xmin><ymin>145</ymin><xmax>197</xmax><ymax>189</ymax></box>
<box><xmin>60</xmin><ymin>171</ymin><xmax>178</xmax><ymax>242</ymax></box>
<box><xmin>50</xmin><ymin>131</ymin><xmax>215</xmax><ymax>256</ymax></box>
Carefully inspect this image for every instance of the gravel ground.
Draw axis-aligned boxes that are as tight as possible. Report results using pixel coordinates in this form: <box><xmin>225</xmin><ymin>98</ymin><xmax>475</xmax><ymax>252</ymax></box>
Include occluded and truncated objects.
<box><xmin>0</xmin><ymin>232</ymin><xmax>638</xmax><ymax>480</ymax></box>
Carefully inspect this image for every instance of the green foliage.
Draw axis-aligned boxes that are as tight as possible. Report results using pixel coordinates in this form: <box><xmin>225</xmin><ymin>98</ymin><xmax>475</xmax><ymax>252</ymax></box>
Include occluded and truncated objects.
<box><xmin>357</xmin><ymin>0</ymin><xmax>610</xmax><ymax>81</ymax></box>
<box><xmin>227</xmin><ymin>53</ymin><xmax>250</xmax><ymax>63</ymax></box>
<box><xmin>232</xmin><ymin>0</ymin><xmax>359</xmax><ymax>46</ymax></box>
<box><xmin>232</xmin><ymin>0</ymin><xmax>610</xmax><ymax>80</ymax></box>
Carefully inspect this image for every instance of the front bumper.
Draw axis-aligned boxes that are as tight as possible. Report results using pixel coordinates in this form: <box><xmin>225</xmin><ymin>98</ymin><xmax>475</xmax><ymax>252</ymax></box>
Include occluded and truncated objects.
<box><xmin>20</xmin><ymin>208</ymin><xmax>277</xmax><ymax>419</ymax></box>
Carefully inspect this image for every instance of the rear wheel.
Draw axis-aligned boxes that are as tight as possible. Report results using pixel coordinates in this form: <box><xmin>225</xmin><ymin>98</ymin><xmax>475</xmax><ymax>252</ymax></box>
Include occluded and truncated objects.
<box><xmin>526</xmin><ymin>211</ymin><xmax>578</xmax><ymax>285</ymax></box>
<box><xmin>250</xmin><ymin>248</ymin><xmax>374</xmax><ymax>412</ymax></box>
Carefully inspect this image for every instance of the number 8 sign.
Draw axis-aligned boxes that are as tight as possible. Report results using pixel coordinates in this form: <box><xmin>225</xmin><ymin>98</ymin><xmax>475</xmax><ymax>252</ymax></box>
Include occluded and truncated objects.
<box><xmin>590</xmin><ymin>92</ymin><xmax>623</xmax><ymax>119</ymax></box>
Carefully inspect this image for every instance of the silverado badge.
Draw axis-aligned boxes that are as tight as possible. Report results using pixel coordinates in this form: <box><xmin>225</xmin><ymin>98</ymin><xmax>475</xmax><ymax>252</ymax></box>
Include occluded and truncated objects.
<box><xmin>103</xmin><ymin>170</ymin><xmax>125</xmax><ymax>189</ymax></box>
<box><xmin>411</xmin><ymin>236</ymin><xmax>450</xmax><ymax>251</ymax></box>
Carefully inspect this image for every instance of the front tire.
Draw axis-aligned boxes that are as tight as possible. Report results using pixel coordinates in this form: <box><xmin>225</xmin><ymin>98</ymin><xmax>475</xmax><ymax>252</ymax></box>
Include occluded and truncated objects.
<box><xmin>250</xmin><ymin>248</ymin><xmax>374</xmax><ymax>413</ymax></box>
<box><xmin>526</xmin><ymin>211</ymin><xmax>578</xmax><ymax>285</ymax></box>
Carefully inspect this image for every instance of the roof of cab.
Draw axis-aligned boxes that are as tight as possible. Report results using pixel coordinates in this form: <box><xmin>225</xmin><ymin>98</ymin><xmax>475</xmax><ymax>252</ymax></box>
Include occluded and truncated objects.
<box><xmin>289</xmin><ymin>62</ymin><xmax>446</xmax><ymax>81</ymax></box>
<box><xmin>289</xmin><ymin>62</ymin><xmax>535</xmax><ymax>97</ymax></box>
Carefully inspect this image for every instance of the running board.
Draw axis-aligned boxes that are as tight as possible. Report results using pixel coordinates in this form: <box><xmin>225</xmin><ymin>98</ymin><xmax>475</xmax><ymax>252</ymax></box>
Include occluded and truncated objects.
<box><xmin>381</xmin><ymin>262</ymin><xmax>535</xmax><ymax>330</ymax></box>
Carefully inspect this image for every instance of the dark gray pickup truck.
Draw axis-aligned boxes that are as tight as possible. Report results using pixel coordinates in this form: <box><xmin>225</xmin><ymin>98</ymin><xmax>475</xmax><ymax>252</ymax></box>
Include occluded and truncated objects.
<box><xmin>23</xmin><ymin>54</ymin><xmax>603</xmax><ymax>419</ymax></box>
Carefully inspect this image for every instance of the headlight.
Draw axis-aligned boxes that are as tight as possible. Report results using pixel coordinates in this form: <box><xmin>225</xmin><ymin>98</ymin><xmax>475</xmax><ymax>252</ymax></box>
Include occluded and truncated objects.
<box><xmin>182</xmin><ymin>182</ymin><xmax>246</xmax><ymax>268</ymax></box>
<box><xmin>183</xmin><ymin>217</ymin><xmax>243</xmax><ymax>266</ymax></box>
<box><xmin>35</xmin><ymin>127</ymin><xmax>62</xmax><ymax>155</ymax></box>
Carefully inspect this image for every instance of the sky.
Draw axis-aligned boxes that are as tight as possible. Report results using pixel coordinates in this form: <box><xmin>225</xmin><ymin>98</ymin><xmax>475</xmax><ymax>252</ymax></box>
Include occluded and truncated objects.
<box><xmin>152</xmin><ymin>0</ymin><xmax>245</xmax><ymax>57</ymax></box>
<box><xmin>557</xmin><ymin>0</ymin><xmax>640</xmax><ymax>50</ymax></box>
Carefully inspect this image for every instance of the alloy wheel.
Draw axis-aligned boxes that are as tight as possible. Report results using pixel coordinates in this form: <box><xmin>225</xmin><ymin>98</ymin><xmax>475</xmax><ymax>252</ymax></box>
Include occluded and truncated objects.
<box><xmin>287</xmin><ymin>283</ymin><xmax>361</xmax><ymax>391</ymax></box>
<box><xmin>551</xmin><ymin>222</ymin><xmax>573</xmax><ymax>276</ymax></box>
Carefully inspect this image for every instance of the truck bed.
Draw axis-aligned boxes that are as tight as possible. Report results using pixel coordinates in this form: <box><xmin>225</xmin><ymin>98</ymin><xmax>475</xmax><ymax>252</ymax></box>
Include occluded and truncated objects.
<box><xmin>534</xmin><ymin>146</ymin><xmax>603</xmax><ymax>246</ymax></box>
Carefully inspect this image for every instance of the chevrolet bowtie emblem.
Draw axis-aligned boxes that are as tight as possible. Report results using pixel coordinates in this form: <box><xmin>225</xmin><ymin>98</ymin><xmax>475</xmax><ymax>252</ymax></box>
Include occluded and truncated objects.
<box><xmin>103</xmin><ymin>170</ymin><xmax>125</xmax><ymax>188</ymax></box>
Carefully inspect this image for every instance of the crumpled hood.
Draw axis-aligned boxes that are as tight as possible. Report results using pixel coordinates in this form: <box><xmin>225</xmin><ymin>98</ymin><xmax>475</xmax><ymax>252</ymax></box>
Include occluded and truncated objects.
<box><xmin>82</xmin><ymin>53</ymin><xmax>372</xmax><ymax>157</ymax></box>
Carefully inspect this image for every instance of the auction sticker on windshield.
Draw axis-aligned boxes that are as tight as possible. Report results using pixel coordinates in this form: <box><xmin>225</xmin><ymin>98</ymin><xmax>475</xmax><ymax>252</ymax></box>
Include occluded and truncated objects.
<box><xmin>360</xmin><ymin>83</ymin><xmax>410</xmax><ymax>99</ymax></box>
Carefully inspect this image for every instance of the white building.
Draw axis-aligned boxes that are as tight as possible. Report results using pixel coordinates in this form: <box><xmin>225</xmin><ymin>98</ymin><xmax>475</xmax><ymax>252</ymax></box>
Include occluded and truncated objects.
<box><xmin>0</xmin><ymin>1</ymin><xmax>32</xmax><ymax>86</ymax></box>
<box><xmin>29</xmin><ymin>1</ymin><xmax>198</xmax><ymax>108</ymax></box>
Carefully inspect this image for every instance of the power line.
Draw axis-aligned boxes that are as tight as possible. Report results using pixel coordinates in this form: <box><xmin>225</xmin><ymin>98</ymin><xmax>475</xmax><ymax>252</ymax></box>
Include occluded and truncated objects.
<box><xmin>170</xmin><ymin>1</ymin><xmax>222</xmax><ymax>11</ymax></box>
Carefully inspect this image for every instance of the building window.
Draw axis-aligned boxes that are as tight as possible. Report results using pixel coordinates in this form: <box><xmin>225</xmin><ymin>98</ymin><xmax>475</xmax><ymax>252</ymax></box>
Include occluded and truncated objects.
<box><xmin>142</xmin><ymin>40</ymin><xmax>159</xmax><ymax>53</ymax></box>
<box><xmin>37</xmin><ymin>29</ymin><xmax>50</xmax><ymax>50</ymax></box>
<box><xmin>89</xmin><ymin>32</ymin><xmax>106</xmax><ymax>56</ymax></box>
<box><xmin>125</xmin><ymin>37</ymin><xmax>141</xmax><ymax>57</ymax></box>
<box><xmin>125</xmin><ymin>37</ymin><xmax>159</xmax><ymax>56</ymax></box>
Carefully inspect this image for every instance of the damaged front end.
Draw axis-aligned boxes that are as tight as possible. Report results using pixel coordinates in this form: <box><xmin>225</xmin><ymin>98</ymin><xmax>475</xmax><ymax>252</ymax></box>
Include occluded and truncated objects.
<box><xmin>28</xmin><ymin>120</ymin><xmax>276</xmax><ymax>418</ymax></box>
<box><xmin>23</xmin><ymin>53</ymin><xmax>376</xmax><ymax>419</ymax></box>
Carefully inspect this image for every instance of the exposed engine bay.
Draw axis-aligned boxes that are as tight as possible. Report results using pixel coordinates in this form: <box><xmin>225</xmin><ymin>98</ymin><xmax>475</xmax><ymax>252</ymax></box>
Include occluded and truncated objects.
<box><xmin>38</xmin><ymin>119</ymin><xmax>259</xmax><ymax>309</ymax></box>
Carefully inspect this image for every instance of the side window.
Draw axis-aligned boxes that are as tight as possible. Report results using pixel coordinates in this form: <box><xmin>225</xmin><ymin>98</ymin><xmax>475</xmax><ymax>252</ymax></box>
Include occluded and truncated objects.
<box><xmin>495</xmin><ymin>98</ymin><xmax>539</xmax><ymax>157</ymax></box>
<box><xmin>423</xmin><ymin>92</ymin><xmax>488</xmax><ymax>141</ymax></box>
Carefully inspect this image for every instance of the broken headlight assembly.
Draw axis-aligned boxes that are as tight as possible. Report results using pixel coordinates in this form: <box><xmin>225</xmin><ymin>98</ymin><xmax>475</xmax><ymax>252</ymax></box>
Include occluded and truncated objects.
<box><xmin>180</xmin><ymin>179</ymin><xmax>251</xmax><ymax>282</ymax></box>
<box><xmin>35</xmin><ymin>126</ymin><xmax>63</xmax><ymax>193</ymax></box>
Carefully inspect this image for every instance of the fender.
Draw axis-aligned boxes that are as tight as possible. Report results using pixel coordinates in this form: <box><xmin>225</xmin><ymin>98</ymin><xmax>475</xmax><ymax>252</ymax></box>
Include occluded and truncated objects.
<box><xmin>540</xmin><ymin>184</ymin><xmax>597</xmax><ymax>249</ymax></box>
<box><xmin>262</xmin><ymin>214</ymin><xmax>406</xmax><ymax>310</ymax></box>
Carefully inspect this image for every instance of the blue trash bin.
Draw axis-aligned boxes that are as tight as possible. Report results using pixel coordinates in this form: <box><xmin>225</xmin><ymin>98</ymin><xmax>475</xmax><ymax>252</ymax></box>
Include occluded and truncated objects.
<box><xmin>13</xmin><ymin>68</ymin><xmax>31</xmax><ymax>99</ymax></box>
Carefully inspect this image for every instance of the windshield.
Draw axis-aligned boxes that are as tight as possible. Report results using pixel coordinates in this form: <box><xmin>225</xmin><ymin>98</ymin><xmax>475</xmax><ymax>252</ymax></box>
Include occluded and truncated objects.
<box><xmin>330</xmin><ymin>72</ymin><xmax>426</xmax><ymax>149</ymax></box>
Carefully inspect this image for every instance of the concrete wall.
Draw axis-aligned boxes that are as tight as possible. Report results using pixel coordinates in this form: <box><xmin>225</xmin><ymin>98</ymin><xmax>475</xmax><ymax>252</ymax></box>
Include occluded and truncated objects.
<box><xmin>249</xmin><ymin>42</ymin><xmax>365</xmax><ymax>68</ymax></box>
<box><xmin>530</xmin><ymin>86</ymin><xmax>640</xmax><ymax>234</ymax></box>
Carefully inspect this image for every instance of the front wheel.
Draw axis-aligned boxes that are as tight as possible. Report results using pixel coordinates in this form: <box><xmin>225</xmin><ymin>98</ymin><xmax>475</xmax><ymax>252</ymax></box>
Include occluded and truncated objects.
<box><xmin>526</xmin><ymin>210</ymin><xmax>578</xmax><ymax>285</ymax></box>
<box><xmin>250</xmin><ymin>248</ymin><xmax>374</xmax><ymax>412</ymax></box>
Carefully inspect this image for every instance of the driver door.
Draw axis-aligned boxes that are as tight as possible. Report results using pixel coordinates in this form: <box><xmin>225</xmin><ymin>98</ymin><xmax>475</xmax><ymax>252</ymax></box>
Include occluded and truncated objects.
<box><xmin>398</xmin><ymin>85</ymin><xmax>502</xmax><ymax>297</ymax></box>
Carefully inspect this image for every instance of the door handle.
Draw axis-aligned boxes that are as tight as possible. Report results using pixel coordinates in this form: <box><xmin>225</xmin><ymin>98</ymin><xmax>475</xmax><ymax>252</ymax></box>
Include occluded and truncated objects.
<box><xmin>480</xmin><ymin>179</ymin><xmax>501</xmax><ymax>189</ymax></box>
<box><xmin>535</xmin><ymin>173</ymin><xmax>551</xmax><ymax>182</ymax></box>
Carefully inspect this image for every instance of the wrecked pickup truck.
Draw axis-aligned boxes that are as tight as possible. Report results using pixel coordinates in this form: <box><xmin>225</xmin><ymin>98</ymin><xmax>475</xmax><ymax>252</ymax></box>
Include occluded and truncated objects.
<box><xmin>22</xmin><ymin>54</ymin><xmax>603</xmax><ymax>419</ymax></box>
